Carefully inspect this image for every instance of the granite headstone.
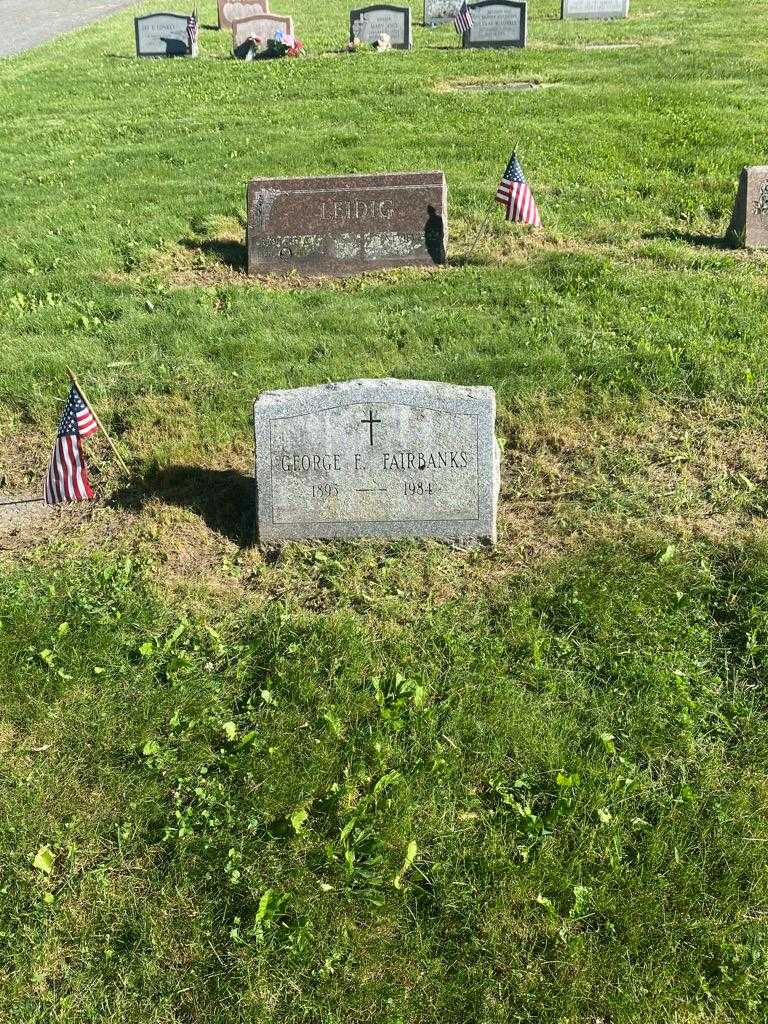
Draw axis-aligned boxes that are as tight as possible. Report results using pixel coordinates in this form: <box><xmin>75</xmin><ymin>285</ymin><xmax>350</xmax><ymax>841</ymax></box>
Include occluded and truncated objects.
<box><xmin>232</xmin><ymin>12</ymin><xmax>293</xmax><ymax>50</ymax></box>
<box><xmin>218</xmin><ymin>0</ymin><xmax>269</xmax><ymax>31</ymax></box>
<box><xmin>135</xmin><ymin>13</ymin><xmax>196</xmax><ymax>57</ymax></box>
<box><xmin>463</xmin><ymin>0</ymin><xmax>527</xmax><ymax>48</ymax></box>
<box><xmin>350</xmin><ymin>5</ymin><xmax>412</xmax><ymax>48</ymax></box>
<box><xmin>246</xmin><ymin>171</ymin><xmax>447</xmax><ymax>277</ymax></box>
<box><xmin>727</xmin><ymin>165</ymin><xmax>768</xmax><ymax>249</ymax></box>
<box><xmin>254</xmin><ymin>379</ymin><xmax>501</xmax><ymax>545</ymax></box>
<box><xmin>561</xmin><ymin>0</ymin><xmax>628</xmax><ymax>18</ymax></box>
<box><xmin>424</xmin><ymin>0</ymin><xmax>462</xmax><ymax>26</ymax></box>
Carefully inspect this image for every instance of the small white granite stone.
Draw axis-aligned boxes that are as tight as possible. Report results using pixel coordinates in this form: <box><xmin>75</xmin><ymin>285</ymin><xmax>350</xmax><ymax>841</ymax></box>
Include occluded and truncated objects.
<box><xmin>424</xmin><ymin>0</ymin><xmax>462</xmax><ymax>27</ymax></box>
<box><xmin>561</xmin><ymin>0</ymin><xmax>628</xmax><ymax>19</ymax></box>
<box><xmin>254</xmin><ymin>379</ymin><xmax>501</xmax><ymax>545</ymax></box>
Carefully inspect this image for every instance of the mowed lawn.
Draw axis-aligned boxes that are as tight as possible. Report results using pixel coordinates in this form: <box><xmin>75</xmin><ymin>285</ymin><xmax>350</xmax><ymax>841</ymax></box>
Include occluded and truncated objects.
<box><xmin>2</xmin><ymin>1</ymin><xmax>768</xmax><ymax>1022</ymax></box>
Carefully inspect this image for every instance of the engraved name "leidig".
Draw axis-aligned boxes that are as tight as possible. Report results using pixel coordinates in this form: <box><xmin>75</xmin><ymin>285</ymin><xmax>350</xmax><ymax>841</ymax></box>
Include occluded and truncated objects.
<box><xmin>320</xmin><ymin>199</ymin><xmax>395</xmax><ymax>222</ymax></box>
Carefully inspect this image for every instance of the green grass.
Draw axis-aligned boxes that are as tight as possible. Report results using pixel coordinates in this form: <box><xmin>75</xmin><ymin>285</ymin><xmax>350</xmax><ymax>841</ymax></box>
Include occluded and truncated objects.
<box><xmin>3</xmin><ymin>544</ymin><xmax>768</xmax><ymax>1021</ymax></box>
<box><xmin>1</xmin><ymin>1</ymin><xmax>768</xmax><ymax>1020</ymax></box>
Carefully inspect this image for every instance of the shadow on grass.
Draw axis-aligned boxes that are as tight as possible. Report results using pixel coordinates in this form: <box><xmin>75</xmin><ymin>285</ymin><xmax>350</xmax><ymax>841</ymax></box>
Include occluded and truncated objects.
<box><xmin>112</xmin><ymin>466</ymin><xmax>255</xmax><ymax>546</ymax></box>
<box><xmin>642</xmin><ymin>229</ymin><xmax>733</xmax><ymax>250</ymax></box>
<box><xmin>180</xmin><ymin>237</ymin><xmax>247</xmax><ymax>271</ymax></box>
<box><xmin>447</xmin><ymin>252</ymin><xmax>497</xmax><ymax>269</ymax></box>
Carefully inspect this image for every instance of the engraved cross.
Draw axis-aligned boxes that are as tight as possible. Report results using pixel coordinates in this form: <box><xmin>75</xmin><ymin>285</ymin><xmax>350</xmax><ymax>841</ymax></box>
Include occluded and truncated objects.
<box><xmin>360</xmin><ymin>409</ymin><xmax>381</xmax><ymax>447</ymax></box>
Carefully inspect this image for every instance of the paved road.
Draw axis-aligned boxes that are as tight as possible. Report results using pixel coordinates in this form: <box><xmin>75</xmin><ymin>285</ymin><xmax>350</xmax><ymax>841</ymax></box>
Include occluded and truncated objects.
<box><xmin>0</xmin><ymin>0</ymin><xmax>137</xmax><ymax>57</ymax></box>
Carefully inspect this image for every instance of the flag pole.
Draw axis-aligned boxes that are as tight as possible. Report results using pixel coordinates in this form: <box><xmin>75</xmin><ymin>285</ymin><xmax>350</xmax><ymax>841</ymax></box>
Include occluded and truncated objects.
<box><xmin>466</xmin><ymin>206</ymin><xmax>494</xmax><ymax>261</ymax></box>
<box><xmin>66</xmin><ymin>369</ymin><xmax>130</xmax><ymax>475</ymax></box>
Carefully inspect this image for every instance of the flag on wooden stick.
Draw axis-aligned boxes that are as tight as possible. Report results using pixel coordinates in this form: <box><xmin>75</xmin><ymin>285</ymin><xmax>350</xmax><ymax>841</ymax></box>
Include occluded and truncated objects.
<box><xmin>44</xmin><ymin>384</ymin><xmax>99</xmax><ymax>505</ymax></box>
<box><xmin>454</xmin><ymin>0</ymin><xmax>473</xmax><ymax>34</ymax></box>
<box><xmin>496</xmin><ymin>152</ymin><xmax>542</xmax><ymax>227</ymax></box>
<box><xmin>187</xmin><ymin>9</ymin><xmax>198</xmax><ymax>49</ymax></box>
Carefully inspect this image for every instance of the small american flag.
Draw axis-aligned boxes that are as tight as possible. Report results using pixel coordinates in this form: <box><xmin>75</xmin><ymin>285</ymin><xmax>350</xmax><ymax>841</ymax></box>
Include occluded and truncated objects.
<box><xmin>187</xmin><ymin>11</ymin><xmax>198</xmax><ymax>48</ymax></box>
<box><xmin>496</xmin><ymin>152</ymin><xmax>542</xmax><ymax>227</ymax></box>
<box><xmin>454</xmin><ymin>0</ymin><xmax>473</xmax><ymax>34</ymax></box>
<box><xmin>44</xmin><ymin>384</ymin><xmax>99</xmax><ymax>505</ymax></box>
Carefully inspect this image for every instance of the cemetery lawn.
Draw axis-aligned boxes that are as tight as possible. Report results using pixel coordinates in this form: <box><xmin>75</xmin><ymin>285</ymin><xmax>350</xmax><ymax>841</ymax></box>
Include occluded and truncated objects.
<box><xmin>2</xmin><ymin>0</ymin><xmax>768</xmax><ymax>1021</ymax></box>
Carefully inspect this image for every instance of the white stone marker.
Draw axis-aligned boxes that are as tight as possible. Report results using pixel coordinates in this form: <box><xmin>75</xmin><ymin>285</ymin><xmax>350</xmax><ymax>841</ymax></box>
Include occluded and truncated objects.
<box><xmin>254</xmin><ymin>379</ymin><xmax>501</xmax><ymax>545</ymax></box>
<box><xmin>561</xmin><ymin>0</ymin><xmax>628</xmax><ymax>19</ymax></box>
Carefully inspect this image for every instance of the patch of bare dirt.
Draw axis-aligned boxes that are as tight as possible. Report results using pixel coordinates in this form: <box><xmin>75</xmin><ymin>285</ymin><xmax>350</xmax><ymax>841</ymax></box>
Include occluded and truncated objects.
<box><xmin>3</xmin><ymin>397</ymin><xmax>765</xmax><ymax>615</ymax></box>
<box><xmin>434</xmin><ymin>78</ymin><xmax>550</xmax><ymax>93</ymax></box>
<box><xmin>107</xmin><ymin>228</ymin><xmax>768</xmax><ymax>294</ymax></box>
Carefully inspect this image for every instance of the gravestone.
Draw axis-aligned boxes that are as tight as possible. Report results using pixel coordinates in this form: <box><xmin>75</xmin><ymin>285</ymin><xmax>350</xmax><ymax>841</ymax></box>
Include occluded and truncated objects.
<box><xmin>727</xmin><ymin>166</ymin><xmax>768</xmax><ymax>249</ymax></box>
<box><xmin>246</xmin><ymin>171</ymin><xmax>447</xmax><ymax>277</ymax></box>
<box><xmin>135</xmin><ymin>13</ymin><xmax>196</xmax><ymax>57</ymax></box>
<box><xmin>254</xmin><ymin>379</ymin><xmax>501</xmax><ymax>545</ymax></box>
<box><xmin>462</xmin><ymin>0</ymin><xmax>527</xmax><ymax>48</ymax></box>
<box><xmin>218</xmin><ymin>0</ymin><xmax>269</xmax><ymax>31</ymax></box>
<box><xmin>561</xmin><ymin>0</ymin><xmax>628</xmax><ymax>18</ymax></box>
<box><xmin>424</xmin><ymin>0</ymin><xmax>461</xmax><ymax>26</ymax></box>
<box><xmin>232</xmin><ymin>12</ymin><xmax>293</xmax><ymax>50</ymax></box>
<box><xmin>350</xmin><ymin>5</ymin><xmax>412</xmax><ymax>48</ymax></box>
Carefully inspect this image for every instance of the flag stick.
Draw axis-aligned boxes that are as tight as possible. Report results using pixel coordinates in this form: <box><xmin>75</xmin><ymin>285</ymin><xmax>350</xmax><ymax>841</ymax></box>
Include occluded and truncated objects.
<box><xmin>466</xmin><ymin>206</ymin><xmax>495</xmax><ymax>261</ymax></box>
<box><xmin>66</xmin><ymin>368</ymin><xmax>130</xmax><ymax>475</ymax></box>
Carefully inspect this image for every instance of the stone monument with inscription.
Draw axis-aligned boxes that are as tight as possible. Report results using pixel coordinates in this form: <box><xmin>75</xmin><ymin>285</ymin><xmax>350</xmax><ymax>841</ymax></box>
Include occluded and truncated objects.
<box><xmin>350</xmin><ymin>5</ymin><xmax>412</xmax><ymax>49</ymax></box>
<box><xmin>231</xmin><ymin>12</ymin><xmax>293</xmax><ymax>51</ymax></box>
<box><xmin>218</xmin><ymin>0</ymin><xmax>269</xmax><ymax>31</ymax></box>
<box><xmin>424</xmin><ymin>0</ymin><xmax>461</xmax><ymax>27</ymax></box>
<box><xmin>134</xmin><ymin>14</ymin><xmax>197</xmax><ymax>57</ymax></box>
<box><xmin>727</xmin><ymin>166</ymin><xmax>768</xmax><ymax>249</ymax></box>
<box><xmin>561</xmin><ymin>0</ymin><xmax>628</xmax><ymax>18</ymax></box>
<box><xmin>462</xmin><ymin>0</ymin><xmax>527</xmax><ymax>48</ymax></box>
<box><xmin>246</xmin><ymin>171</ymin><xmax>447</xmax><ymax>277</ymax></box>
<box><xmin>254</xmin><ymin>379</ymin><xmax>501</xmax><ymax>546</ymax></box>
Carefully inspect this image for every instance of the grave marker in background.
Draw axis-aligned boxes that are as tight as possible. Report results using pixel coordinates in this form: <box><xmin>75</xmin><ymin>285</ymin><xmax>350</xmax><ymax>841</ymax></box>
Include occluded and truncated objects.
<box><xmin>135</xmin><ymin>14</ymin><xmax>197</xmax><ymax>57</ymax></box>
<box><xmin>246</xmin><ymin>171</ymin><xmax>447</xmax><ymax>277</ymax></box>
<box><xmin>231</xmin><ymin>12</ymin><xmax>293</xmax><ymax>50</ymax></box>
<box><xmin>463</xmin><ymin>1</ymin><xmax>527</xmax><ymax>48</ymax></box>
<box><xmin>561</xmin><ymin>0</ymin><xmax>628</xmax><ymax>18</ymax></box>
<box><xmin>350</xmin><ymin>5</ymin><xmax>412</xmax><ymax>48</ymax></box>
<box><xmin>424</xmin><ymin>0</ymin><xmax>461</xmax><ymax>26</ymax></box>
<box><xmin>254</xmin><ymin>379</ymin><xmax>501</xmax><ymax>545</ymax></box>
<box><xmin>727</xmin><ymin>165</ymin><xmax>768</xmax><ymax>248</ymax></box>
<box><xmin>218</xmin><ymin>0</ymin><xmax>269</xmax><ymax>31</ymax></box>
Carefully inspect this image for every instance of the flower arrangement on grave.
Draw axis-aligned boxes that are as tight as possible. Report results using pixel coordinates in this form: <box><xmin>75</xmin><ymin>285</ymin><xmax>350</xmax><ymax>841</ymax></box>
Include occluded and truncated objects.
<box><xmin>267</xmin><ymin>30</ymin><xmax>305</xmax><ymax>57</ymax></box>
<box><xmin>347</xmin><ymin>32</ymin><xmax>392</xmax><ymax>52</ymax></box>
<box><xmin>241</xmin><ymin>30</ymin><xmax>305</xmax><ymax>59</ymax></box>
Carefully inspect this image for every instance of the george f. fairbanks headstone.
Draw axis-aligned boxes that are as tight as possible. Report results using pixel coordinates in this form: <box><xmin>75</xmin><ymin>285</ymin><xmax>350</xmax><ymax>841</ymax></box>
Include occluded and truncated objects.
<box><xmin>246</xmin><ymin>171</ymin><xmax>447</xmax><ymax>277</ymax></box>
<box><xmin>561</xmin><ymin>0</ymin><xmax>628</xmax><ymax>18</ymax></box>
<box><xmin>727</xmin><ymin>165</ymin><xmax>768</xmax><ymax>249</ymax></box>
<box><xmin>254</xmin><ymin>379</ymin><xmax>501</xmax><ymax>545</ymax></box>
